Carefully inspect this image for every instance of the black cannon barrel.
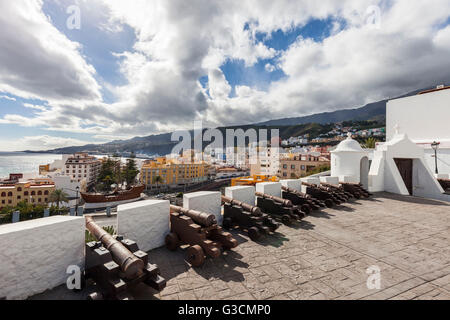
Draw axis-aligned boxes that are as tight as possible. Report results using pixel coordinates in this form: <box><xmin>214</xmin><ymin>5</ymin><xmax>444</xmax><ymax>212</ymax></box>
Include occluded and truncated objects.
<box><xmin>281</xmin><ymin>187</ymin><xmax>312</xmax><ymax>199</ymax></box>
<box><xmin>301</xmin><ymin>182</ymin><xmax>320</xmax><ymax>188</ymax></box>
<box><xmin>321</xmin><ymin>182</ymin><xmax>339</xmax><ymax>188</ymax></box>
<box><xmin>85</xmin><ymin>216</ymin><xmax>144</xmax><ymax>279</ymax></box>
<box><xmin>282</xmin><ymin>186</ymin><xmax>308</xmax><ymax>197</ymax></box>
<box><xmin>221</xmin><ymin>196</ymin><xmax>262</xmax><ymax>216</ymax></box>
<box><xmin>255</xmin><ymin>192</ymin><xmax>293</xmax><ymax>207</ymax></box>
<box><xmin>170</xmin><ymin>205</ymin><xmax>216</xmax><ymax>227</ymax></box>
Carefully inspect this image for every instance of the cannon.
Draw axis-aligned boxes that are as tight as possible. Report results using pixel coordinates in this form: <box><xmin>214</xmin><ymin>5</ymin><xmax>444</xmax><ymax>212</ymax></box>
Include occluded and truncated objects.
<box><xmin>85</xmin><ymin>216</ymin><xmax>166</xmax><ymax>300</ymax></box>
<box><xmin>320</xmin><ymin>182</ymin><xmax>355</xmax><ymax>200</ymax></box>
<box><xmin>301</xmin><ymin>182</ymin><xmax>338</xmax><ymax>208</ymax></box>
<box><xmin>281</xmin><ymin>186</ymin><xmax>321</xmax><ymax>214</ymax></box>
<box><xmin>165</xmin><ymin>205</ymin><xmax>238</xmax><ymax>267</ymax></box>
<box><xmin>221</xmin><ymin>195</ymin><xmax>280</xmax><ymax>241</ymax></box>
<box><xmin>315</xmin><ymin>184</ymin><xmax>349</xmax><ymax>203</ymax></box>
<box><xmin>321</xmin><ymin>182</ymin><xmax>354</xmax><ymax>200</ymax></box>
<box><xmin>340</xmin><ymin>182</ymin><xmax>372</xmax><ymax>198</ymax></box>
<box><xmin>255</xmin><ymin>192</ymin><xmax>306</xmax><ymax>226</ymax></box>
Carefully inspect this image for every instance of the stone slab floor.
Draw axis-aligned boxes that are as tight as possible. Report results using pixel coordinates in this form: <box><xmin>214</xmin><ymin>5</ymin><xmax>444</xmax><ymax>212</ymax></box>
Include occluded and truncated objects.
<box><xmin>31</xmin><ymin>192</ymin><xmax>450</xmax><ymax>300</ymax></box>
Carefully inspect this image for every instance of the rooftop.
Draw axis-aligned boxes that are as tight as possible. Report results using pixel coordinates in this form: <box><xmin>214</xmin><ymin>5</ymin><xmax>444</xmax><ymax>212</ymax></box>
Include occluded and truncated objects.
<box><xmin>32</xmin><ymin>192</ymin><xmax>450</xmax><ymax>300</ymax></box>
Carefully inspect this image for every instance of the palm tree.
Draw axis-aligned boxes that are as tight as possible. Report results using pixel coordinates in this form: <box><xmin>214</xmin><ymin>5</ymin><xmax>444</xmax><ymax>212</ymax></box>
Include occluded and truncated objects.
<box><xmin>49</xmin><ymin>189</ymin><xmax>69</xmax><ymax>211</ymax></box>
<box><xmin>152</xmin><ymin>176</ymin><xmax>163</xmax><ymax>191</ymax></box>
<box><xmin>363</xmin><ymin>137</ymin><xmax>377</xmax><ymax>149</ymax></box>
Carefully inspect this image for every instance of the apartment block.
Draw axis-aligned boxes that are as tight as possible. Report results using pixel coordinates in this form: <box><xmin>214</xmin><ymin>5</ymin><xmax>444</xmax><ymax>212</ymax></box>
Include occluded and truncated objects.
<box><xmin>64</xmin><ymin>153</ymin><xmax>101</xmax><ymax>187</ymax></box>
<box><xmin>0</xmin><ymin>177</ymin><xmax>55</xmax><ymax>210</ymax></box>
<box><xmin>278</xmin><ymin>154</ymin><xmax>330</xmax><ymax>179</ymax></box>
<box><xmin>140</xmin><ymin>157</ymin><xmax>208</xmax><ymax>188</ymax></box>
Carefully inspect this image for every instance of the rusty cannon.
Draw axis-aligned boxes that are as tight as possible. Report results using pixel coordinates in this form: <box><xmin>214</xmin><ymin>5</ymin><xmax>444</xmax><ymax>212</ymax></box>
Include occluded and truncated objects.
<box><xmin>316</xmin><ymin>184</ymin><xmax>349</xmax><ymax>203</ymax></box>
<box><xmin>340</xmin><ymin>182</ymin><xmax>372</xmax><ymax>198</ymax></box>
<box><xmin>301</xmin><ymin>182</ymin><xmax>338</xmax><ymax>208</ymax></box>
<box><xmin>221</xmin><ymin>195</ymin><xmax>280</xmax><ymax>241</ymax></box>
<box><xmin>281</xmin><ymin>186</ymin><xmax>321</xmax><ymax>214</ymax></box>
<box><xmin>282</xmin><ymin>186</ymin><xmax>327</xmax><ymax>210</ymax></box>
<box><xmin>321</xmin><ymin>182</ymin><xmax>354</xmax><ymax>200</ymax></box>
<box><xmin>165</xmin><ymin>205</ymin><xmax>238</xmax><ymax>267</ymax></box>
<box><xmin>255</xmin><ymin>192</ymin><xmax>306</xmax><ymax>226</ymax></box>
<box><xmin>85</xmin><ymin>216</ymin><xmax>166</xmax><ymax>300</ymax></box>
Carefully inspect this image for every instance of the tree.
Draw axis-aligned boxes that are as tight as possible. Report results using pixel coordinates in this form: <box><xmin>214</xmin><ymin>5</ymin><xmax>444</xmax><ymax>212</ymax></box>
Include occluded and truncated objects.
<box><xmin>49</xmin><ymin>189</ymin><xmax>69</xmax><ymax>210</ymax></box>
<box><xmin>123</xmin><ymin>154</ymin><xmax>140</xmax><ymax>187</ymax></box>
<box><xmin>97</xmin><ymin>157</ymin><xmax>120</xmax><ymax>191</ymax></box>
<box><xmin>153</xmin><ymin>175</ymin><xmax>163</xmax><ymax>190</ymax></box>
<box><xmin>363</xmin><ymin>137</ymin><xmax>377</xmax><ymax>149</ymax></box>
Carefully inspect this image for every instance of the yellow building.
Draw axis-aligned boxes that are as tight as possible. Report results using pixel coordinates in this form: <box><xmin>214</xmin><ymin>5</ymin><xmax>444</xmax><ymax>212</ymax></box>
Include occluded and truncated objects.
<box><xmin>231</xmin><ymin>175</ymin><xmax>279</xmax><ymax>186</ymax></box>
<box><xmin>0</xmin><ymin>178</ymin><xmax>56</xmax><ymax>210</ymax></box>
<box><xmin>140</xmin><ymin>157</ymin><xmax>208</xmax><ymax>187</ymax></box>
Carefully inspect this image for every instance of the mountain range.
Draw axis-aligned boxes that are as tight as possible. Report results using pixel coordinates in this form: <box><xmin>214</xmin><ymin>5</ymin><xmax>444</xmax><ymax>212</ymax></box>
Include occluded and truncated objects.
<box><xmin>30</xmin><ymin>87</ymin><xmax>428</xmax><ymax>156</ymax></box>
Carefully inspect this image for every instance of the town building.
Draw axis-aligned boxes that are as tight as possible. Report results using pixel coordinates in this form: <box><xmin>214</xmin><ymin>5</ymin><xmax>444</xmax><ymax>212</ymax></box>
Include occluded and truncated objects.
<box><xmin>278</xmin><ymin>154</ymin><xmax>330</xmax><ymax>179</ymax></box>
<box><xmin>386</xmin><ymin>85</ymin><xmax>450</xmax><ymax>176</ymax></box>
<box><xmin>140</xmin><ymin>157</ymin><xmax>208</xmax><ymax>188</ymax></box>
<box><xmin>249</xmin><ymin>147</ymin><xmax>282</xmax><ymax>176</ymax></box>
<box><xmin>328</xmin><ymin>85</ymin><xmax>450</xmax><ymax>202</ymax></box>
<box><xmin>0</xmin><ymin>176</ymin><xmax>55</xmax><ymax>210</ymax></box>
<box><xmin>63</xmin><ymin>153</ymin><xmax>102</xmax><ymax>187</ymax></box>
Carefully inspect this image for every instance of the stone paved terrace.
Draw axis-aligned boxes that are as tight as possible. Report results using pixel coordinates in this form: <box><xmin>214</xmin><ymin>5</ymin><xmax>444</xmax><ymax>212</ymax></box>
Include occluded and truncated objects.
<box><xmin>31</xmin><ymin>192</ymin><xmax>450</xmax><ymax>300</ymax></box>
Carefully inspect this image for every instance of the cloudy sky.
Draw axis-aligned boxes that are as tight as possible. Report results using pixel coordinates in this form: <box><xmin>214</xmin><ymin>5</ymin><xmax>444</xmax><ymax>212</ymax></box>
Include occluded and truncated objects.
<box><xmin>0</xmin><ymin>0</ymin><xmax>449</xmax><ymax>151</ymax></box>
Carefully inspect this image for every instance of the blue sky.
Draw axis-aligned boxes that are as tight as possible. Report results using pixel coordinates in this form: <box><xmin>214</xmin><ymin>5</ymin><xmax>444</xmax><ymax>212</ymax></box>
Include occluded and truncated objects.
<box><xmin>0</xmin><ymin>1</ymin><xmax>449</xmax><ymax>151</ymax></box>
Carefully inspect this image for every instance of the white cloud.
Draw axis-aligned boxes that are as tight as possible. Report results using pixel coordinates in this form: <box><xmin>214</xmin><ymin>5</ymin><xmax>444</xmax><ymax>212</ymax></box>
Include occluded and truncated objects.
<box><xmin>0</xmin><ymin>95</ymin><xmax>16</xmax><ymax>101</ymax></box>
<box><xmin>0</xmin><ymin>1</ymin><xmax>101</xmax><ymax>103</ymax></box>
<box><xmin>23</xmin><ymin>103</ymin><xmax>47</xmax><ymax>111</ymax></box>
<box><xmin>0</xmin><ymin>135</ymin><xmax>95</xmax><ymax>152</ymax></box>
<box><xmin>1</xmin><ymin>0</ymin><xmax>450</xmax><ymax>144</ymax></box>
<box><xmin>265</xmin><ymin>63</ymin><xmax>276</xmax><ymax>73</ymax></box>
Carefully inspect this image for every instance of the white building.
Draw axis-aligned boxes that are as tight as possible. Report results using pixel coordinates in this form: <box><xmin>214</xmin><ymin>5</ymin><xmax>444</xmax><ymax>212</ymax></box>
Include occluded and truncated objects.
<box><xmin>331</xmin><ymin>133</ymin><xmax>370</xmax><ymax>189</ymax></box>
<box><xmin>328</xmin><ymin>85</ymin><xmax>450</xmax><ymax>202</ymax></box>
<box><xmin>387</xmin><ymin>86</ymin><xmax>450</xmax><ymax>176</ymax></box>
<box><xmin>64</xmin><ymin>153</ymin><xmax>101</xmax><ymax>187</ymax></box>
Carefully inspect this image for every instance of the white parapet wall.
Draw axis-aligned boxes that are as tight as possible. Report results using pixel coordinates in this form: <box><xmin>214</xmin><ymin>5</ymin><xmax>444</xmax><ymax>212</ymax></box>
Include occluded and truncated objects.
<box><xmin>280</xmin><ymin>179</ymin><xmax>301</xmax><ymax>192</ymax></box>
<box><xmin>183</xmin><ymin>191</ymin><xmax>222</xmax><ymax>224</ymax></box>
<box><xmin>225</xmin><ymin>186</ymin><xmax>256</xmax><ymax>206</ymax></box>
<box><xmin>320</xmin><ymin>176</ymin><xmax>340</xmax><ymax>185</ymax></box>
<box><xmin>256</xmin><ymin>182</ymin><xmax>281</xmax><ymax>197</ymax></box>
<box><xmin>339</xmin><ymin>175</ymin><xmax>359</xmax><ymax>184</ymax></box>
<box><xmin>117</xmin><ymin>200</ymin><xmax>170</xmax><ymax>252</ymax></box>
<box><xmin>0</xmin><ymin>216</ymin><xmax>85</xmax><ymax>300</ymax></box>
<box><xmin>300</xmin><ymin>177</ymin><xmax>320</xmax><ymax>193</ymax></box>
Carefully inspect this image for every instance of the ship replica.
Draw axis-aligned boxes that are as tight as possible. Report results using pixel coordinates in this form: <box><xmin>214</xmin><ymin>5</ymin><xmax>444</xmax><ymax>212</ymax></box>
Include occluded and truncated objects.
<box><xmin>81</xmin><ymin>185</ymin><xmax>145</xmax><ymax>209</ymax></box>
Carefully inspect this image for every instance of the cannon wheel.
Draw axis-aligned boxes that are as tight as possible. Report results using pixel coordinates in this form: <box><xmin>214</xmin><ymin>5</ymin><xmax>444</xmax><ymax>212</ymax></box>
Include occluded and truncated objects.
<box><xmin>301</xmin><ymin>204</ymin><xmax>311</xmax><ymax>216</ymax></box>
<box><xmin>165</xmin><ymin>233</ymin><xmax>180</xmax><ymax>251</ymax></box>
<box><xmin>325</xmin><ymin>199</ymin><xmax>334</xmax><ymax>208</ymax></box>
<box><xmin>222</xmin><ymin>217</ymin><xmax>233</xmax><ymax>229</ymax></box>
<box><xmin>281</xmin><ymin>215</ymin><xmax>291</xmax><ymax>225</ymax></box>
<box><xmin>248</xmin><ymin>227</ymin><xmax>261</xmax><ymax>241</ymax></box>
<box><xmin>187</xmin><ymin>245</ymin><xmax>205</xmax><ymax>267</ymax></box>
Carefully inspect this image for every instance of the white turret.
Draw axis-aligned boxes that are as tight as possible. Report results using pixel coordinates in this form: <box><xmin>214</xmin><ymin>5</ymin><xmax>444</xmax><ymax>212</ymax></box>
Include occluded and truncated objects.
<box><xmin>331</xmin><ymin>133</ymin><xmax>370</xmax><ymax>187</ymax></box>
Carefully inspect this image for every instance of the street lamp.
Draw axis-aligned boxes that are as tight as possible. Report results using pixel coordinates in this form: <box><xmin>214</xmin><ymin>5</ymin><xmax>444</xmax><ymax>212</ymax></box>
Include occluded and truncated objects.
<box><xmin>431</xmin><ymin>141</ymin><xmax>440</xmax><ymax>175</ymax></box>
<box><xmin>75</xmin><ymin>186</ymin><xmax>80</xmax><ymax>212</ymax></box>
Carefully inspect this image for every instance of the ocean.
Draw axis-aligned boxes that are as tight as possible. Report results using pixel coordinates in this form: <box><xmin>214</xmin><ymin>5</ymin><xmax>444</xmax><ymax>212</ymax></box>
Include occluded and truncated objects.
<box><xmin>0</xmin><ymin>152</ymin><xmax>150</xmax><ymax>179</ymax></box>
<box><xmin>0</xmin><ymin>152</ymin><xmax>62</xmax><ymax>178</ymax></box>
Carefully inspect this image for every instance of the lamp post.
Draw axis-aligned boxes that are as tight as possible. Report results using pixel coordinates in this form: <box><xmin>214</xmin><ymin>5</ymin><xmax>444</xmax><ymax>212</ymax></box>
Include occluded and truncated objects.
<box><xmin>75</xmin><ymin>186</ymin><xmax>80</xmax><ymax>212</ymax></box>
<box><xmin>431</xmin><ymin>141</ymin><xmax>440</xmax><ymax>175</ymax></box>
